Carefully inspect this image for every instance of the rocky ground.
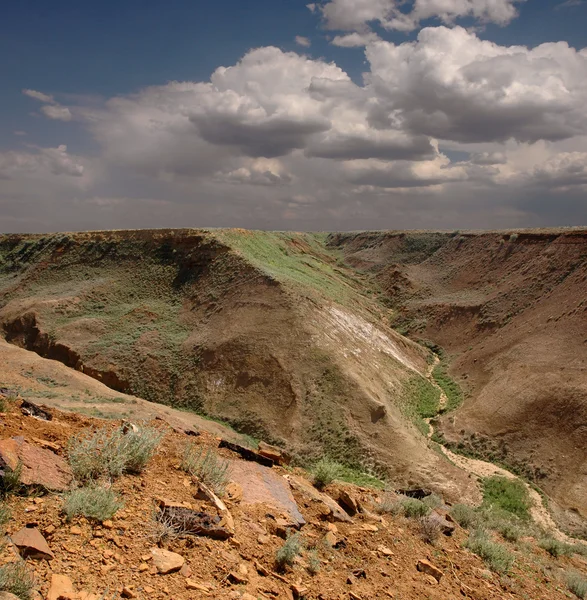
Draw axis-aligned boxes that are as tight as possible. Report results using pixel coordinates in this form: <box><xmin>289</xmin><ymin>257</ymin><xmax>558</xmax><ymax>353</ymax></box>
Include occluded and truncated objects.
<box><xmin>0</xmin><ymin>393</ymin><xmax>585</xmax><ymax>600</ymax></box>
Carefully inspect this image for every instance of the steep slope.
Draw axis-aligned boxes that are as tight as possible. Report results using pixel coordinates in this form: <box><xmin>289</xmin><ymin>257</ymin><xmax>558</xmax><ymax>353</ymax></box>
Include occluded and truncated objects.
<box><xmin>328</xmin><ymin>229</ymin><xmax>587</xmax><ymax>534</ymax></box>
<box><xmin>0</xmin><ymin>229</ymin><xmax>475</xmax><ymax>501</ymax></box>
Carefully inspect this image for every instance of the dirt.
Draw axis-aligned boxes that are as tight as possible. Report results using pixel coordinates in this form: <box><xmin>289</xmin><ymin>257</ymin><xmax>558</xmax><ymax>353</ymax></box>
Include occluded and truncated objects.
<box><xmin>0</xmin><ymin>401</ymin><xmax>585</xmax><ymax>600</ymax></box>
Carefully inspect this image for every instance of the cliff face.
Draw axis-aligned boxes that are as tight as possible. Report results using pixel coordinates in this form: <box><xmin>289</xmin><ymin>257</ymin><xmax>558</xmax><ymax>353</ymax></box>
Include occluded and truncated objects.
<box><xmin>328</xmin><ymin>229</ymin><xmax>587</xmax><ymax>533</ymax></box>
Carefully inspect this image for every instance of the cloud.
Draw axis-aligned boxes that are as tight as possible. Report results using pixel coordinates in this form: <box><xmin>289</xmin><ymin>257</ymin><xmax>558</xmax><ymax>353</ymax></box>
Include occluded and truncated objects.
<box><xmin>319</xmin><ymin>0</ymin><xmax>523</xmax><ymax>33</ymax></box>
<box><xmin>556</xmin><ymin>0</ymin><xmax>584</xmax><ymax>8</ymax></box>
<box><xmin>0</xmin><ymin>145</ymin><xmax>84</xmax><ymax>179</ymax></box>
<box><xmin>22</xmin><ymin>89</ymin><xmax>55</xmax><ymax>104</ymax></box>
<box><xmin>366</xmin><ymin>26</ymin><xmax>587</xmax><ymax>144</ymax></box>
<box><xmin>331</xmin><ymin>32</ymin><xmax>381</xmax><ymax>47</ymax></box>
<box><xmin>471</xmin><ymin>152</ymin><xmax>507</xmax><ymax>165</ymax></box>
<box><xmin>13</xmin><ymin>131</ymin><xmax>27</xmax><ymax>137</ymax></box>
<box><xmin>41</xmin><ymin>105</ymin><xmax>73</xmax><ymax>121</ymax></box>
<box><xmin>295</xmin><ymin>35</ymin><xmax>311</xmax><ymax>47</ymax></box>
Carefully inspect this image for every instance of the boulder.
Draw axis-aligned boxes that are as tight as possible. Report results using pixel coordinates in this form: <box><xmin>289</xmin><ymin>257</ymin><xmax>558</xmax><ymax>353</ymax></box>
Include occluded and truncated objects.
<box><xmin>10</xmin><ymin>526</ymin><xmax>54</xmax><ymax>560</ymax></box>
<box><xmin>338</xmin><ymin>489</ymin><xmax>360</xmax><ymax>516</ymax></box>
<box><xmin>151</xmin><ymin>548</ymin><xmax>185</xmax><ymax>574</ymax></box>
<box><xmin>258</xmin><ymin>441</ymin><xmax>289</xmax><ymax>466</ymax></box>
<box><xmin>428</xmin><ymin>509</ymin><xmax>456</xmax><ymax>536</ymax></box>
<box><xmin>0</xmin><ymin>592</ymin><xmax>22</xmax><ymax>600</ymax></box>
<box><xmin>0</xmin><ymin>437</ymin><xmax>72</xmax><ymax>492</ymax></box>
<box><xmin>286</xmin><ymin>475</ymin><xmax>352</xmax><ymax>523</ymax></box>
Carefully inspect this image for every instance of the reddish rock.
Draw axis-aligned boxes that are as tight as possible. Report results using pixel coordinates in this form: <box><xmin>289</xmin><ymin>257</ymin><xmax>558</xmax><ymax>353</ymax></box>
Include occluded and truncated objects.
<box><xmin>47</xmin><ymin>574</ymin><xmax>76</xmax><ymax>600</ymax></box>
<box><xmin>417</xmin><ymin>559</ymin><xmax>443</xmax><ymax>582</ymax></box>
<box><xmin>10</xmin><ymin>526</ymin><xmax>54</xmax><ymax>560</ymax></box>
<box><xmin>338</xmin><ymin>489</ymin><xmax>360</xmax><ymax>516</ymax></box>
<box><xmin>258</xmin><ymin>441</ymin><xmax>289</xmax><ymax>465</ymax></box>
<box><xmin>150</xmin><ymin>548</ymin><xmax>185</xmax><ymax>574</ymax></box>
<box><xmin>0</xmin><ymin>437</ymin><xmax>72</xmax><ymax>491</ymax></box>
<box><xmin>286</xmin><ymin>475</ymin><xmax>352</xmax><ymax>523</ymax></box>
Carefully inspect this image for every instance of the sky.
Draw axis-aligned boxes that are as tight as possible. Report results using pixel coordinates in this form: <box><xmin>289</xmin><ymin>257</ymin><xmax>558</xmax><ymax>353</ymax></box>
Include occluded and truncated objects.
<box><xmin>1</xmin><ymin>0</ymin><xmax>587</xmax><ymax>232</ymax></box>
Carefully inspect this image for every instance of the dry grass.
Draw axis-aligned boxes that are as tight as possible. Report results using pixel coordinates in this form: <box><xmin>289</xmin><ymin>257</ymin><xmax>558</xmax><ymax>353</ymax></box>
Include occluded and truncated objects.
<box><xmin>0</xmin><ymin>561</ymin><xmax>35</xmax><ymax>600</ymax></box>
<box><xmin>181</xmin><ymin>444</ymin><xmax>231</xmax><ymax>496</ymax></box>
<box><xmin>275</xmin><ymin>532</ymin><xmax>303</xmax><ymax>570</ymax></box>
<box><xmin>64</xmin><ymin>485</ymin><xmax>124</xmax><ymax>522</ymax></box>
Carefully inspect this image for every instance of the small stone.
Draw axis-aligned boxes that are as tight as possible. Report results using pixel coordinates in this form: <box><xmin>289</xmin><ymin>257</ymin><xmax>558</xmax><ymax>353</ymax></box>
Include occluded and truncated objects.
<box><xmin>377</xmin><ymin>545</ymin><xmax>394</xmax><ymax>557</ymax></box>
<box><xmin>417</xmin><ymin>559</ymin><xmax>443</xmax><ymax>583</ymax></box>
<box><xmin>424</xmin><ymin>574</ymin><xmax>439</xmax><ymax>585</ymax></box>
<box><xmin>338</xmin><ymin>490</ymin><xmax>359</xmax><ymax>515</ymax></box>
<box><xmin>47</xmin><ymin>574</ymin><xmax>76</xmax><ymax>600</ymax></box>
<box><xmin>179</xmin><ymin>563</ymin><xmax>192</xmax><ymax>578</ymax></box>
<box><xmin>43</xmin><ymin>524</ymin><xmax>56</xmax><ymax>536</ymax></box>
<box><xmin>324</xmin><ymin>531</ymin><xmax>337</xmax><ymax>546</ymax></box>
<box><xmin>70</xmin><ymin>525</ymin><xmax>83</xmax><ymax>535</ymax></box>
<box><xmin>0</xmin><ymin>593</ymin><xmax>22</xmax><ymax>600</ymax></box>
<box><xmin>138</xmin><ymin>563</ymin><xmax>149</xmax><ymax>572</ymax></box>
<box><xmin>143</xmin><ymin>587</ymin><xmax>155</xmax><ymax>594</ymax></box>
<box><xmin>151</xmin><ymin>547</ymin><xmax>185</xmax><ymax>574</ymax></box>
<box><xmin>121</xmin><ymin>587</ymin><xmax>137</xmax><ymax>598</ymax></box>
<box><xmin>102</xmin><ymin>520</ymin><xmax>114</xmax><ymax>529</ymax></box>
<box><xmin>228</xmin><ymin>571</ymin><xmax>248</xmax><ymax>584</ymax></box>
<box><xmin>360</xmin><ymin>524</ymin><xmax>378</xmax><ymax>532</ymax></box>
<box><xmin>185</xmin><ymin>580</ymin><xmax>209</xmax><ymax>592</ymax></box>
<box><xmin>291</xmin><ymin>583</ymin><xmax>308</xmax><ymax>599</ymax></box>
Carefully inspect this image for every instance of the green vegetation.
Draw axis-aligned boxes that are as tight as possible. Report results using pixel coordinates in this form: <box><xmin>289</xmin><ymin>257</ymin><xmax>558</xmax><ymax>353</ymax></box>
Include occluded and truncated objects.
<box><xmin>0</xmin><ymin>561</ymin><xmax>35</xmax><ymax>600</ymax></box>
<box><xmin>181</xmin><ymin>444</ymin><xmax>231</xmax><ymax>496</ymax></box>
<box><xmin>307</xmin><ymin>549</ymin><xmax>321</xmax><ymax>575</ymax></box>
<box><xmin>275</xmin><ymin>532</ymin><xmax>303</xmax><ymax>569</ymax></box>
<box><xmin>432</xmin><ymin>361</ymin><xmax>463</xmax><ymax>412</ymax></box>
<box><xmin>0</xmin><ymin>462</ymin><xmax>22</xmax><ymax>498</ymax></box>
<box><xmin>312</xmin><ymin>457</ymin><xmax>339</xmax><ymax>489</ymax></box>
<box><xmin>539</xmin><ymin>537</ymin><xmax>574</xmax><ymax>558</ymax></box>
<box><xmin>450</xmin><ymin>504</ymin><xmax>479</xmax><ymax>529</ymax></box>
<box><xmin>465</xmin><ymin>529</ymin><xmax>514</xmax><ymax>574</ymax></box>
<box><xmin>567</xmin><ymin>571</ymin><xmax>587</xmax><ymax>599</ymax></box>
<box><xmin>482</xmin><ymin>476</ymin><xmax>531</xmax><ymax>520</ymax></box>
<box><xmin>0</xmin><ymin>501</ymin><xmax>11</xmax><ymax>529</ymax></box>
<box><xmin>64</xmin><ymin>485</ymin><xmax>124</xmax><ymax>522</ymax></box>
<box><xmin>68</xmin><ymin>424</ymin><xmax>163</xmax><ymax>481</ymax></box>
<box><xmin>401</xmin><ymin>375</ymin><xmax>441</xmax><ymax>435</ymax></box>
<box><xmin>402</xmin><ymin>498</ymin><xmax>431</xmax><ymax>518</ymax></box>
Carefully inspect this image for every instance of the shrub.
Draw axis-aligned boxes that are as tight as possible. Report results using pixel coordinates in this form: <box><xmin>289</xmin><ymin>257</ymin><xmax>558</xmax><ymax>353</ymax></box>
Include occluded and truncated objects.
<box><xmin>181</xmin><ymin>445</ymin><xmax>231</xmax><ymax>496</ymax></box>
<box><xmin>275</xmin><ymin>532</ymin><xmax>303</xmax><ymax>570</ymax></box>
<box><xmin>401</xmin><ymin>498</ymin><xmax>430</xmax><ymax>519</ymax></box>
<box><xmin>0</xmin><ymin>501</ymin><xmax>11</xmax><ymax>529</ymax></box>
<box><xmin>567</xmin><ymin>571</ymin><xmax>587</xmax><ymax>599</ymax></box>
<box><xmin>497</xmin><ymin>522</ymin><xmax>522</xmax><ymax>542</ymax></box>
<box><xmin>422</xmin><ymin>493</ymin><xmax>443</xmax><ymax>510</ymax></box>
<box><xmin>311</xmin><ymin>458</ymin><xmax>339</xmax><ymax>490</ymax></box>
<box><xmin>419</xmin><ymin>515</ymin><xmax>442</xmax><ymax>545</ymax></box>
<box><xmin>147</xmin><ymin>509</ymin><xmax>184</xmax><ymax>544</ymax></box>
<box><xmin>375</xmin><ymin>493</ymin><xmax>402</xmax><ymax>516</ymax></box>
<box><xmin>450</xmin><ymin>504</ymin><xmax>479</xmax><ymax>529</ymax></box>
<box><xmin>539</xmin><ymin>537</ymin><xmax>573</xmax><ymax>558</ymax></box>
<box><xmin>0</xmin><ymin>561</ymin><xmax>35</xmax><ymax>600</ymax></box>
<box><xmin>64</xmin><ymin>485</ymin><xmax>124</xmax><ymax>522</ymax></box>
<box><xmin>307</xmin><ymin>549</ymin><xmax>321</xmax><ymax>575</ymax></box>
<box><xmin>482</xmin><ymin>476</ymin><xmax>531</xmax><ymax>520</ymax></box>
<box><xmin>465</xmin><ymin>530</ymin><xmax>514</xmax><ymax>574</ymax></box>
<box><xmin>0</xmin><ymin>462</ymin><xmax>22</xmax><ymax>498</ymax></box>
<box><xmin>68</xmin><ymin>424</ymin><xmax>163</xmax><ymax>481</ymax></box>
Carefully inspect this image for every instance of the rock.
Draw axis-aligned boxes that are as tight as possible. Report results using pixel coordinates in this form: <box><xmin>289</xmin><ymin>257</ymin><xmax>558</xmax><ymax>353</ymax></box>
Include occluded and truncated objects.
<box><xmin>228</xmin><ymin>571</ymin><xmax>248</xmax><ymax>584</ymax></box>
<box><xmin>377</xmin><ymin>545</ymin><xmax>394</xmax><ymax>557</ymax></box>
<box><xmin>194</xmin><ymin>482</ymin><xmax>235</xmax><ymax>532</ymax></box>
<box><xmin>324</xmin><ymin>531</ymin><xmax>337</xmax><ymax>546</ymax></box>
<box><xmin>20</xmin><ymin>400</ymin><xmax>52</xmax><ymax>421</ymax></box>
<box><xmin>157</xmin><ymin>505</ymin><xmax>233</xmax><ymax>540</ymax></box>
<box><xmin>258</xmin><ymin>441</ymin><xmax>289</xmax><ymax>466</ymax></box>
<box><xmin>219</xmin><ymin>439</ymin><xmax>274</xmax><ymax>467</ymax></box>
<box><xmin>179</xmin><ymin>563</ymin><xmax>192</xmax><ymax>578</ymax></box>
<box><xmin>0</xmin><ymin>593</ymin><xmax>22</xmax><ymax>600</ymax></box>
<box><xmin>10</xmin><ymin>527</ymin><xmax>54</xmax><ymax>559</ymax></box>
<box><xmin>338</xmin><ymin>490</ymin><xmax>359</xmax><ymax>516</ymax></box>
<box><xmin>47</xmin><ymin>574</ymin><xmax>76</xmax><ymax>600</ymax></box>
<box><xmin>349</xmin><ymin>593</ymin><xmax>362</xmax><ymax>600</ymax></box>
<box><xmin>429</xmin><ymin>509</ymin><xmax>456</xmax><ymax>536</ymax></box>
<box><xmin>225</xmin><ymin>482</ymin><xmax>243</xmax><ymax>503</ymax></box>
<box><xmin>424</xmin><ymin>574</ymin><xmax>439</xmax><ymax>585</ymax></box>
<box><xmin>0</xmin><ymin>437</ymin><xmax>72</xmax><ymax>491</ymax></box>
<box><xmin>121</xmin><ymin>588</ymin><xmax>137</xmax><ymax>598</ymax></box>
<box><xmin>151</xmin><ymin>548</ymin><xmax>185</xmax><ymax>574</ymax></box>
<box><xmin>291</xmin><ymin>583</ymin><xmax>308</xmax><ymax>599</ymax></box>
<box><xmin>416</xmin><ymin>559</ymin><xmax>443</xmax><ymax>583</ymax></box>
<box><xmin>69</xmin><ymin>525</ymin><xmax>82</xmax><ymax>535</ymax></box>
<box><xmin>185</xmin><ymin>580</ymin><xmax>210</xmax><ymax>592</ymax></box>
<box><xmin>286</xmin><ymin>475</ymin><xmax>352</xmax><ymax>523</ymax></box>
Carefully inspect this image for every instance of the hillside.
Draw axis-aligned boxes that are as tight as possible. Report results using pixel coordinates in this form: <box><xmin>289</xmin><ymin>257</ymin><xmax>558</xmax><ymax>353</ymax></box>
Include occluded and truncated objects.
<box><xmin>0</xmin><ymin>229</ymin><xmax>474</xmax><ymax>502</ymax></box>
<box><xmin>328</xmin><ymin>229</ymin><xmax>587</xmax><ymax>536</ymax></box>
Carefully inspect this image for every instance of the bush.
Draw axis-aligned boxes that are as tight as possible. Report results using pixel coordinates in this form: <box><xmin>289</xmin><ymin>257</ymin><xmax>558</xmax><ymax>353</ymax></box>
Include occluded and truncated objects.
<box><xmin>482</xmin><ymin>476</ymin><xmax>531</xmax><ymax>520</ymax></box>
<box><xmin>539</xmin><ymin>537</ymin><xmax>573</xmax><ymax>558</ymax></box>
<box><xmin>497</xmin><ymin>522</ymin><xmax>522</xmax><ymax>542</ymax></box>
<box><xmin>422</xmin><ymin>493</ymin><xmax>443</xmax><ymax>510</ymax></box>
<box><xmin>419</xmin><ymin>515</ymin><xmax>441</xmax><ymax>545</ymax></box>
<box><xmin>375</xmin><ymin>492</ymin><xmax>402</xmax><ymax>516</ymax></box>
<box><xmin>68</xmin><ymin>424</ymin><xmax>163</xmax><ymax>481</ymax></box>
<box><xmin>401</xmin><ymin>498</ymin><xmax>430</xmax><ymax>519</ymax></box>
<box><xmin>0</xmin><ymin>462</ymin><xmax>22</xmax><ymax>498</ymax></box>
<box><xmin>181</xmin><ymin>445</ymin><xmax>231</xmax><ymax>496</ymax></box>
<box><xmin>64</xmin><ymin>485</ymin><xmax>124</xmax><ymax>522</ymax></box>
<box><xmin>0</xmin><ymin>561</ymin><xmax>35</xmax><ymax>600</ymax></box>
<box><xmin>311</xmin><ymin>458</ymin><xmax>339</xmax><ymax>490</ymax></box>
<box><xmin>567</xmin><ymin>571</ymin><xmax>587</xmax><ymax>599</ymax></box>
<box><xmin>147</xmin><ymin>509</ymin><xmax>184</xmax><ymax>545</ymax></box>
<box><xmin>450</xmin><ymin>504</ymin><xmax>479</xmax><ymax>529</ymax></box>
<box><xmin>307</xmin><ymin>549</ymin><xmax>321</xmax><ymax>575</ymax></box>
<box><xmin>465</xmin><ymin>530</ymin><xmax>514</xmax><ymax>574</ymax></box>
<box><xmin>0</xmin><ymin>501</ymin><xmax>11</xmax><ymax>529</ymax></box>
<box><xmin>275</xmin><ymin>532</ymin><xmax>303</xmax><ymax>569</ymax></box>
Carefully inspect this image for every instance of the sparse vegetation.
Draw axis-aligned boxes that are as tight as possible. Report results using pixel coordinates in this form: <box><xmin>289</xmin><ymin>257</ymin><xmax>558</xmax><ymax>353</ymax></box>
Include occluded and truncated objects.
<box><xmin>181</xmin><ymin>444</ymin><xmax>231</xmax><ymax>496</ymax></box>
<box><xmin>0</xmin><ymin>462</ymin><xmax>22</xmax><ymax>498</ymax></box>
<box><xmin>401</xmin><ymin>376</ymin><xmax>441</xmax><ymax>435</ymax></box>
<box><xmin>67</xmin><ymin>423</ymin><xmax>162</xmax><ymax>481</ymax></box>
<box><xmin>422</xmin><ymin>493</ymin><xmax>443</xmax><ymax>509</ymax></box>
<box><xmin>401</xmin><ymin>498</ymin><xmax>431</xmax><ymax>519</ymax></box>
<box><xmin>275</xmin><ymin>532</ymin><xmax>303</xmax><ymax>569</ymax></box>
<box><xmin>311</xmin><ymin>457</ymin><xmax>339</xmax><ymax>489</ymax></box>
<box><xmin>450</xmin><ymin>504</ymin><xmax>479</xmax><ymax>529</ymax></box>
<box><xmin>147</xmin><ymin>509</ymin><xmax>184</xmax><ymax>544</ymax></box>
<box><xmin>418</xmin><ymin>515</ymin><xmax>442</xmax><ymax>545</ymax></box>
<box><xmin>465</xmin><ymin>529</ymin><xmax>514</xmax><ymax>574</ymax></box>
<box><xmin>539</xmin><ymin>537</ymin><xmax>573</xmax><ymax>558</ymax></box>
<box><xmin>0</xmin><ymin>561</ymin><xmax>35</xmax><ymax>600</ymax></box>
<box><xmin>482</xmin><ymin>476</ymin><xmax>531</xmax><ymax>520</ymax></box>
<box><xmin>375</xmin><ymin>492</ymin><xmax>402</xmax><ymax>516</ymax></box>
<box><xmin>63</xmin><ymin>485</ymin><xmax>124</xmax><ymax>522</ymax></box>
<box><xmin>0</xmin><ymin>501</ymin><xmax>11</xmax><ymax>529</ymax></box>
<box><xmin>432</xmin><ymin>361</ymin><xmax>463</xmax><ymax>412</ymax></box>
<box><xmin>307</xmin><ymin>549</ymin><xmax>321</xmax><ymax>575</ymax></box>
<box><xmin>567</xmin><ymin>571</ymin><xmax>587</xmax><ymax>599</ymax></box>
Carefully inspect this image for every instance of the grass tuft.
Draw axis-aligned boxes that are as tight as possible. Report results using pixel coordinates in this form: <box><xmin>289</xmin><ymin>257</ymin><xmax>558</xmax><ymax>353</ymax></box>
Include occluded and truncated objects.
<box><xmin>539</xmin><ymin>537</ymin><xmax>574</xmax><ymax>558</ymax></box>
<box><xmin>0</xmin><ymin>561</ymin><xmax>35</xmax><ymax>600</ymax></box>
<box><xmin>0</xmin><ymin>462</ymin><xmax>22</xmax><ymax>498</ymax></box>
<box><xmin>68</xmin><ymin>423</ymin><xmax>162</xmax><ymax>481</ymax></box>
<box><xmin>181</xmin><ymin>444</ymin><xmax>231</xmax><ymax>496</ymax></box>
<box><xmin>64</xmin><ymin>485</ymin><xmax>124</xmax><ymax>522</ymax></box>
<box><xmin>311</xmin><ymin>457</ymin><xmax>339</xmax><ymax>490</ymax></box>
<box><xmin>450</xmin><ymin>504</ymin><xmax>479</xmax><ymax>529</ymax></box>
<box><xmin>465</xmin><ymin>529</ymin><xmax>514</xmax><ymax>574</ymax></box>
<box><xmin>482</xmin><ymin>476</ymin><xmax>531</xmax><ymax>520</ymax></box>
<box><xmin>418</xmin><ymin>515</ymin><xmax>442</xmax><ymax>545</ymax></box>
<box><xmin>567</xmin><ymin>571</ymin><xmax>587</xmax><ymax>599</ymax></box>
<box><xmin>275</xmin><ymin>532</ymin><xmax>303</xmax><ymax>570</ymax></box>
<box><xmin>401</xmin><ymin>498</ymin><xmax>430</xmax><ymax>519</ymax></box>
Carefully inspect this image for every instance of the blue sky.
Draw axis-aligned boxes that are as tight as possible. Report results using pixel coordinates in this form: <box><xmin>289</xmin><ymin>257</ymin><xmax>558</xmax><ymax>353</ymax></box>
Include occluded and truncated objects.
<box><xmin>1</xmin><ymin>0</ymin><xmax>586</xmax><ymax>232</ymax></box>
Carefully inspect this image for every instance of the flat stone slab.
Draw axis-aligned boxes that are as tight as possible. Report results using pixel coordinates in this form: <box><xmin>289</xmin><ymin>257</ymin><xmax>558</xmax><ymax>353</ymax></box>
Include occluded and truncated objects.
<box><xmin>229</xmin><ymin>461</ymin><xmax>305</xmax><ymax>527</ymax></box>
<box><xmin>286</xmin><ymin>475</ymin><xmax>353</xmax><ymax>523</ymax></box>
<box><xmin>0</xmin><ymin>437</ymin><xmax>72</xmax><ymax>491</ymax></box>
